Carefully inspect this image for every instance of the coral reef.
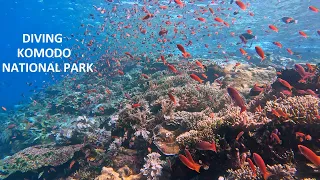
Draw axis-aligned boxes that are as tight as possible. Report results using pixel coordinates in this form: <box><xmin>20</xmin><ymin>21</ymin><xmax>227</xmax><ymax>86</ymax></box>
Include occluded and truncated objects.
<box><xmin>265</xmin><ymin>95</ymin><xmax>319</xmax><ymax>124</ymax></box>
<box><xmin>0</xmin><ymin>143</ymin><xmax>83</xmax><ymax>179</ymax></box>
<box><xmin>0</xmin><ymin>59</ymin><xmax>319</xmax><ymax>180</ymax></box>
<box><xmin>140</xmin><ymin>153</ymin><xmax>165</xmax><ymax>180</ymax></box>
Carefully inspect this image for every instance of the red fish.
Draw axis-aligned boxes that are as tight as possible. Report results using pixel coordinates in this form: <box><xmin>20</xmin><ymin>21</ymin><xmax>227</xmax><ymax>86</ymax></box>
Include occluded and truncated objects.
<box><xmin>196</xmin><ymin>141</ymin><xmax>217</xmax><ymax>152</ymax></box>
<box><xmin>239</xmin><ymin>48</ymin><xmax>247</xmax><ymax>55</ymax></box>
<box><xmin>299</xmin><ymin>31</ymin><xmax>308</xmax><ymax>38</ymax></box>
<box><xmin>132</xmin><ymin>103</ymin><xmax>141</xmax><ymax>108</ymax></box>
<box><xmin>277</xmin><ymin>78</ymin><xmax>293</xmax><ymax>90</ymax></box>
<box><xmin>184</xmin><ymin>149</ymin><xmax>196</xmax><ymax>164</ymax></box>
<box><xmin>69</xmin><ymin>160</ymin><xmax>76</xmax><ymax>169</ymax></box>
<box><xmin>125</xmin><ymin>52</ymin><xmax>134</xmax><ymax>58</ymax></box>
<box><xmin>214</xmin><ymin>17</ymin><xmax>224</xmax><ymax>23</ymax></box>
<box><xmin>273</xmin><ymin>42</ymin><xmax>282</xmax><ymax>48</ymax></box>
<box><xmin>271</xmin><ymin>133</ymin><xmax>282</xmax><ymax>144</ymax></box>
<box><xmin>198</xmin><ymin>17</ymin><xmax>206</xmax><ymax>22</ymax></box>
<box><xmin>294</xmin><ymin>64</ymin><xmax>307</xmax><ymax>77</ymax></box>
<box><xmin>276</xmin><ymin>109</ymin><xmax>289</xmax><ymax>119</ymax></box>
<box><xmin>253</xmin><ymin>153</ymin><xmax>272</xmax><ymax>180</ymax></box>
<box><xmin>227</xmin><ymin>87</ymin><xmax>246</xmax><ymax>114</ymax></box>
<box><xmin>118</xmin><ymin>70</ymin><xmax>124</xmax><ymax>75</ymax></box>
<box><xmin>309</xmin><ymin>6</ymin><xmax>319</xmax><ymax>13</ymax></box>
<box><xmin>236</xmin><ymin>131</ymin><xmax>244</xmax><ymax>141</ymax></box>
<box><xmin>178</xmin><ymin>154</ymin><xmax>201</xmax><ymax>173</ymax></box>
<box><xmin>174</xmin><ymin>0</ymin><xmax>185</xmax><ymax>7</ymax></box>
<box><xmin>177</xmin><ymin>44</ymin><xmax>186</xmax><ymax>53</ymax></box>
<box><xmin>195</xmin><ymin>60</ymin><xmax>205</xmax><ymax>69</ymax></box>
<box><xmin>298</xmin><ymin>145</ymin><xmax>320</xmax><ymax>167</ymax></box>
<box><xmin>269</xmin><ymin>25</ymin><xmax>279</xmax><ymax>32</ymax></box>
<box><xmin>247</xmin><ymin>158</ymin><xmax>257</xmax><ymax>177</ymax></box>
<box><xmin>255</xmin><ymin>46</ymin><xmax>265</xmax><ymax>61</ymax></box>
<box><xmin>160</xmin><ymin>55</ymin><xmax>166</xmax><ymax>65</ymax></box>
<box><xmin>209</xmin><ymin>7</ymin><xmax>214</xmax><ymax>15</ymax></box>
<box><xmin>168</xmin><ymin>93</ymin><xmax>177</xmax><ymax>105</ymax></box>
<box><xmin>190</xmin><ymin>74</ymin><xmax>204</xmax><ymax>83</ymax></box>
<box><xmin>286</xmin><ymin>48</ymin><xmax>293</xmax><ymax>55</ymax></box>
<box><xmin>141</xmin><ymin>74</ymin><xmax>150</xmax><ymax>79</ymax></box>
<box><xmin>236</xmin><ymin>0</ymin><xmax>246</xmax><ymax>10</ymax></box>
<box><xmin>167</xmin><ymin>64</ymin><xmax>178</xmax><ymax>73</ymax></box>
<box><xmin>1</xmin><ymin>107</ymin><xmax>6</xmax><ymax>111</ymax></box>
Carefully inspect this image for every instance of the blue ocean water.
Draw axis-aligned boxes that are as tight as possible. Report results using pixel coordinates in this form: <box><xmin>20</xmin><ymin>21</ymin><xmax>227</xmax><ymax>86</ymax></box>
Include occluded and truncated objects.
<box><xmin>0</xmin><ymin>0</ymin><xmax>89</xmax><ymax>109</ymax></box>
<box><xmin>0</xmin><ymin>0</ymin><xmax>319</xmax><ymax>110</ymax></box>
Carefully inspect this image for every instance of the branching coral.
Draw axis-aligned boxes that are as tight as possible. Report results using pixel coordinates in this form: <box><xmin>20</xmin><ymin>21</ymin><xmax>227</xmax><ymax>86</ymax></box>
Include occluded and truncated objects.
<box><xmin>140</xmin><ymin>152</ymin><xmax>165</xmax><ymax>180</ymax></box>
<box><xmin>217</xmin><ymin>104</ymin><xmax>271</xmax><ymax>130</ymax></box>
<box><xmin>265</xmin><ymin>95</ymin><xmax>319</xmax><ymax>123</ymax></box>
<box><xmin>267</xmin><ymin>164</ymin><xmax>296</xmax><ymax>180</ymax></box>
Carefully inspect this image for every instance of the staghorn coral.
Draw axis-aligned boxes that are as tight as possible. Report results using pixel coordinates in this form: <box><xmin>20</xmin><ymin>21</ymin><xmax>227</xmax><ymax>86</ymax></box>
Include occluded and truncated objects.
<box><xmin>140</xmin><ymin>152</ymin><xmax>165</xmax><ymax>180</ymax></box>
<box><xmin>217</xmin><ymin>104</ymin><xmax>271</xmax><ymax>130</ymax></box>
<box><xmin>0</xmin><ymin>143</ymin><xmax>83</xmax><ymax>179</ymax></box>
<box><xmin>267</xmin><ymin>164</ymin><xmax>296</xmax><ymax>180</ymax></box>
<box><xmin>226</xmin><ymin>165</ymin><xmax>262</xmax><ymax>180</ymax></box>
<box><xmin>265</xmin><ymin>95</ymin><xmax>319</xmax><ymax>123</ymax></box>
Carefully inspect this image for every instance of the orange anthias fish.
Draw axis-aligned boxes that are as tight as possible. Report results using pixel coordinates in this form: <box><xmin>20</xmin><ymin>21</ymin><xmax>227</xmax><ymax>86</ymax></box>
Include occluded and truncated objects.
<box><xmin>198</xmin><ymin>17</ymin><xmax>206</xmax><ymax>22</ymax></box>
<box><xmin>236</xmin><ymin>0</ymin><xmax>246</xmax><ymax>10</ymax></box>
<box><xmin>239</xmin><ymin>48</ymin><xmax>247</xmax><ymax>56</ymax></box>
<box><xmin>298</xmin><ymin>145</ymin><xmax>320</xmax><ymax>167</ymax></box>
<box><xmin>125</xmin><ymin>52</ymin><xmax>134</xmax><ymax>58</ymax></box>
<box><xmin>271</xmin><ymin>108</ymin><xmax>281</xmax><ymax>118</ymax></box>
<box><xmin>253</xmin><ymin>153</ymin><xmax>272</xmax><ymax>180</ymax></box>
<box><xmin>141</xmin><ymin>74</ymin><xmax>150</xmax><ymax>79</ymax></box>
<box><xmin>271</xmin><ymin>133</ymin><xmax>282</xmax><ymax>144</ymax></box>
<box><xmin>69</xmin><ymin>160</ymin><xmax>76</xmax><ymax>169</ymax></box>
<box><xmin>299</xmin><ymin>31</ymin><xmax>308</xmax><ymax>38</ymax></box>
<box><xmin>273</xmin><ymin>42</ymin><xmax>282</xmax><ymax>48</ymax></box>
<box><xmin>167</xmin><ymin>64</ymin><xmax>178</xmax><ymax>73</ymax></box>
<box><xmin>132</xmin><ymin>103</ymin><xmax>141</xmax><ymax>108</ymax></box>
<box><xmin>118</xmin><ymin>70</ymin><xmax>124</xmax><ymax>75</ymax></box>
<box><xmin>195</xmin><ymin>60</ymin><xmax>205</xmax><ymax>70</ymax></box>
<box><xmin>277</xmin><ymin>78</ymin><xmax>293</xmax><ymax>90</ymax></box>
<box><xmin>196</xmin><ymin>141</ymin><xmax>217</xmax><ymax>152</ymax></box>
<box><xmin>1</xmin><ymin>107</ymin><xmax>7</xmax><ymax>111</ymax></box>
<box><xmin>276</xmin><ymin>108</ymin><xmax>289</xmax><ymax>119</ymax></box>
<box><xmin>174</xmin><ymin>0</ymin><xmax>185</xmax><ymax>7</ymax></box>
<box><xmin>176</xmin><ymin>44</ymin><xmax>191</xmax><ymax>58</ymax></box>
<box><xmin>286</xmin><ymin>48</ymin><xmax>294</xmax><ymax>55</ymax></box>
<box><xmin>184</xmin><ymin>149</ymin><xmax>196</xmax><ymax>164</ymax></box>
<box><xmin>308</xmin><ymin>6</ymin><xmax>319</xmax><ymax>13</ymax></box>
<box><xmin>168</xmin><ymin>93</ymin><xmax>177</xmax><ymax>105</ymax></box>
<box><xmin>269</xmin><ymin>25</ymin><xmax>279</xmax><ymax>32</ymax></box>
<box><xmin>190</xmin><ymin>74</ymin><xmax>204</xmax><ymax>83</ymax></box>
<box><xmin>236</xmin><ymin>131</ymin><xmax>244</xmax><ymax>141</ymax></box>
<box><xmin>214</xmin><ymin>17</ymin><xmax>224</xmax><ymax>23</ymax></box>
<box><xmin>227</xmin><ymin>87</ymin><xmax>247</xmax><ymax>114</ymax></box>
<box><xmin>179</xmin><ymin>150</ymin><xmax>202</xmax><ymax>173</ymax></box>
<box><xmin>201</xmin><ymin>74</ymin><xmax>208</xmax><ymax>79</ymax></box>
<box><xmin>247</xmin><ymin>158</ymin><xmax>257</xmax><ymax>177</ymax></box>
<box><xmin>255</xmin><ymin>46</ymin><xmax>265</xmax><ymax>61</ymax></box>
